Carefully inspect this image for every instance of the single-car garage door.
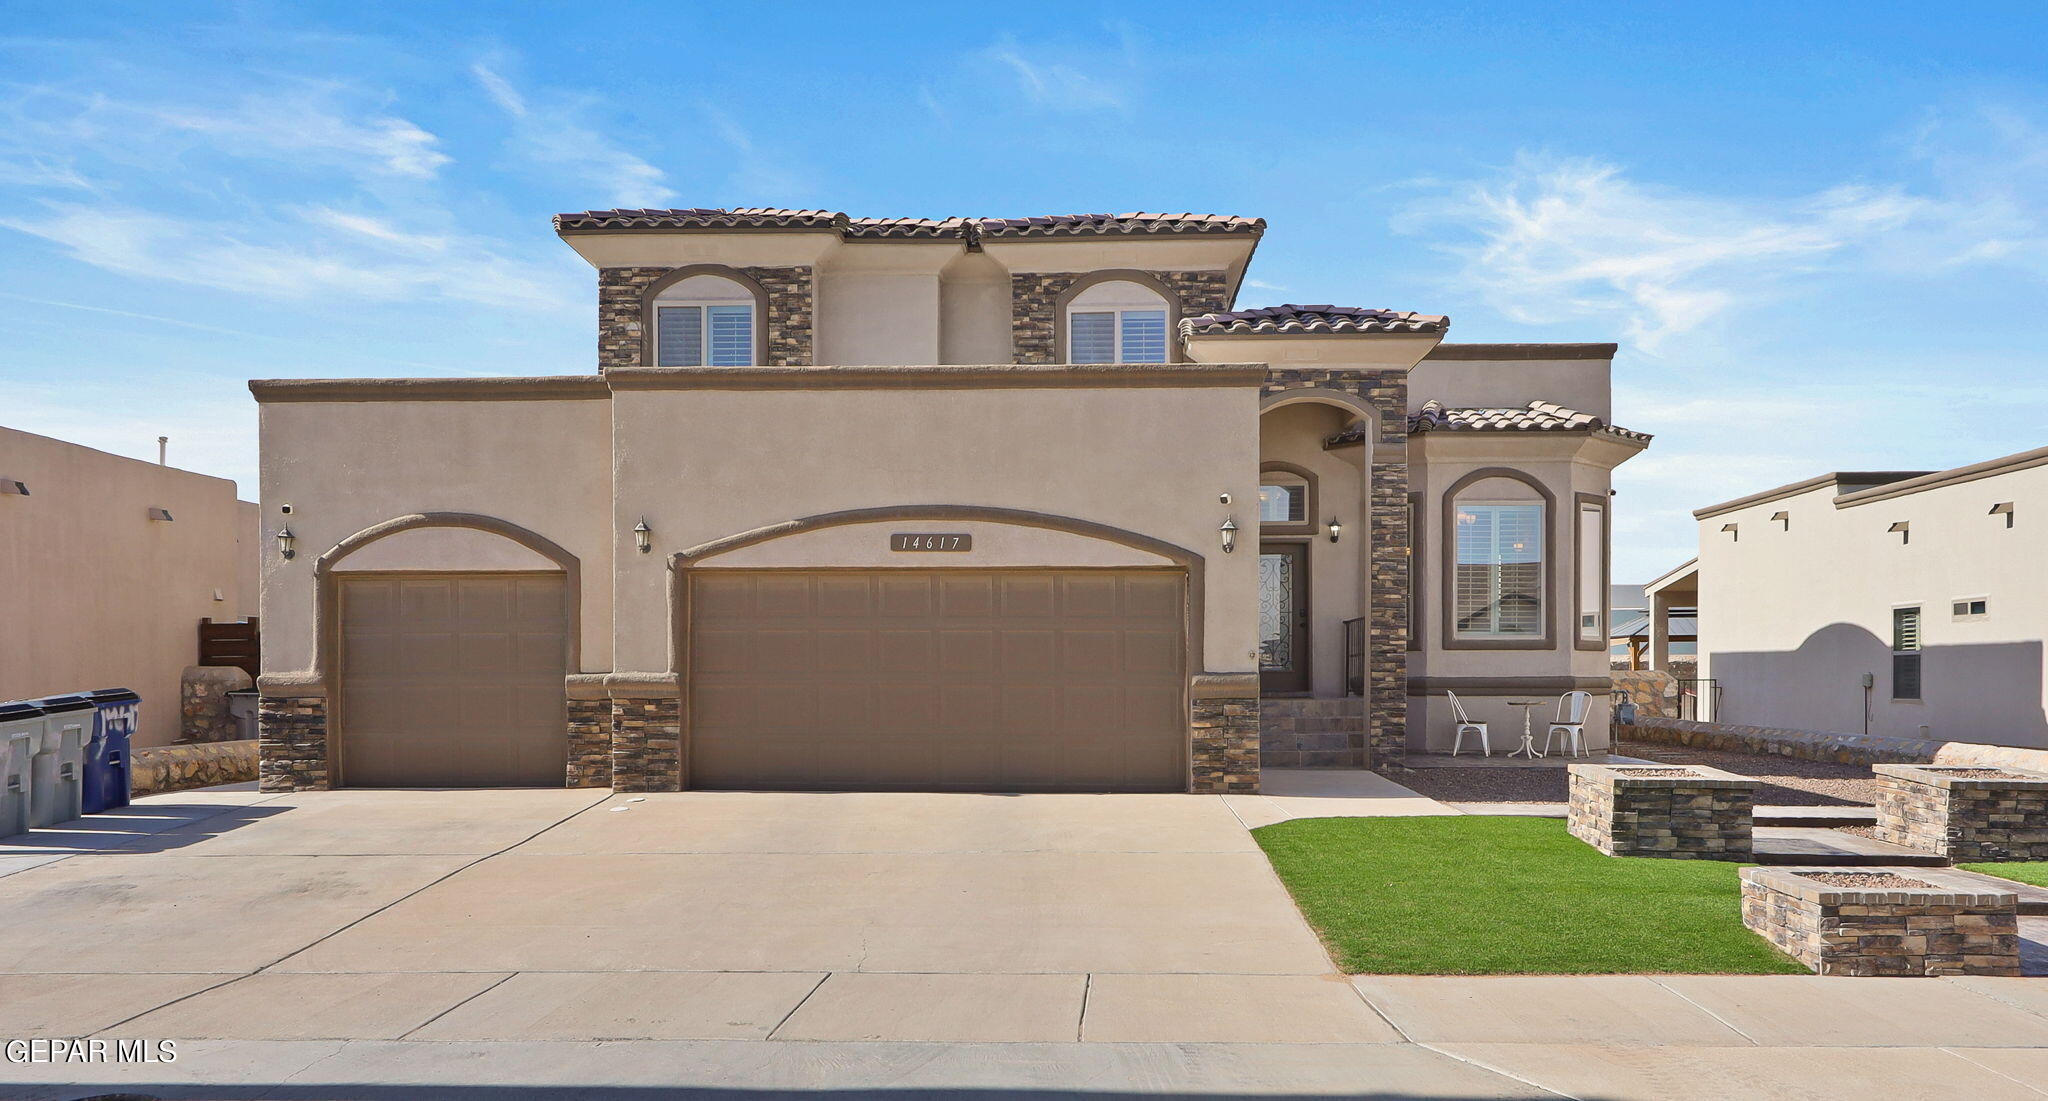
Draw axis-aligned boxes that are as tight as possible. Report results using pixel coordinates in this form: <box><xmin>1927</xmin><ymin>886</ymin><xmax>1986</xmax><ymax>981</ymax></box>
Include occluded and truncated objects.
<box><xmin>337</xmin><ymin>573</ymin><xmax>568</xmax><ymax>787</ymax></box>
<box><xmin>689</xmin><ymin>569</ymin><xmax>1186</xmax><ymax>792</ymax></box>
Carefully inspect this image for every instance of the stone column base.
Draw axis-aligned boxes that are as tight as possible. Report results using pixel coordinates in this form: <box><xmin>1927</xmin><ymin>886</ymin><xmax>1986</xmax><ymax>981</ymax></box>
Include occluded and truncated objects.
<box><xmin>1192</xmin><ymin>695</ymin><xmax>1260</xmax><ymax>794</ymax></box>
<box><xmin>257</xmin><ymin>695</ymin><xmax>329</xmax><ymax>792</ymax></box>
<box><xmin>565</xmin><ymin>696</ymin><xmax>613</xmax><ymax>788</ymax></box>
<box><xmin>611</xmin><ymin>696</ymin><xmax>682</xmax><ymax>792</ymax></box>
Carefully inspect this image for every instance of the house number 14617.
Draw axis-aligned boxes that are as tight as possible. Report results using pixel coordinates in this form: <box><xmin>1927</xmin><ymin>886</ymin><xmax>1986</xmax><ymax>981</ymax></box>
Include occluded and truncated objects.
<box><xmin>890</xmin><ymin>533</ymin><xmax>972</xmax><ymax>552</ymax></box>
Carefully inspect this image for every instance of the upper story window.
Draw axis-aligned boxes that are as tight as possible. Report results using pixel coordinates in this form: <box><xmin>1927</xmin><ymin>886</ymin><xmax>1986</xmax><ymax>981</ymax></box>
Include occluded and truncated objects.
<box><xmin>1067</xmin><ymin>280</ymin><xmax>1168</xmax><ymax>363</ymax></box>
<box><xmin>655</xmin><ymin>274</ymin><xmax>756</xmax><ymax>367</ymax></box>
<box><xmin>1454</xmin><ymin>501</ymin><xmax>1545</xmax><ymax>638</ymax></box>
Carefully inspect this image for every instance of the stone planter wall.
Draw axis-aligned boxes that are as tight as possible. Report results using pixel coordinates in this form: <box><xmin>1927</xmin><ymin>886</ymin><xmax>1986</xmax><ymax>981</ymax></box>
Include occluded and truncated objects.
<box><xmin>132</xmin><ymin>739</ymin><xmax>259</xmax><ymax>797</ymax></box>
<box><xmin>1741</xmin><ymin>866</ymin><xmax>2021</xmax><ymax>976</ymax></box>
<box><xmin>1873</xmin><ymin>764</ymin><xmax>2048</xmax><ymax>861</ymax></box>
<box><xmin>1567</xmin><ymin>763</ymin><xmax>1756</xmax><ymax>859</ymax></box>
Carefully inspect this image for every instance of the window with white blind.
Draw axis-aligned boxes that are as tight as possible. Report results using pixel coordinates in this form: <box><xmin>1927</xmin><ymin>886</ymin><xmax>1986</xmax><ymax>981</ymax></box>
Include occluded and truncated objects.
<box><xmin>654</xmin><ymin>274</ymin><xmax>756</xmax><ymax>367</ymax></box>
<box><xmin>1453</xmin><ymin>503</ymin><xmax>1545</xmax><ymax>637</ymax></box>
<box><xmin>1892</xmin><ymin>606</ymin><xmax>1922</xmax><ymax>700</ymax></box>
<box><xmin>1578</xmin><ymin>501</ymin><xmax>1605</xmax><ymax>643</ymax></box>
<box><xmin>1066</xmin><ymin>280</ymin><xmax>1170</xmax><ymax>363</ymax></box>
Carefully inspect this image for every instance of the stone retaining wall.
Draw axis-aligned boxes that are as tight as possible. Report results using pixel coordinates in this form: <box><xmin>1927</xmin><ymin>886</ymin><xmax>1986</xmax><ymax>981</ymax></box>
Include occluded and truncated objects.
<box><xmin>1567</xmin><ymin>763</ymin><xmax>1755</xmax><ymax>859</ymax></box>
<box><xmin>133</xmin><ymin>740</ymin><xmax>259</xmax><ymax>797</ymax></box>
<box><xmin>1620</xmin><ymin>718</ymin><xmax>2048</xmax><ymax>773</ymax></box>
<box><xmin>1873</xmin><ymin>764</ymin><xmax>2048</xmax><ymax>862</ymax></box>
<box><xmin>1741</xmin><ymin>866</ymin><xmax>2021</xmax><ymax>976</ymax></box>
<box><xmin>1610</xmin><ymin>671</ymin><xmax>1672</xmax><ymax>719</ymax></box>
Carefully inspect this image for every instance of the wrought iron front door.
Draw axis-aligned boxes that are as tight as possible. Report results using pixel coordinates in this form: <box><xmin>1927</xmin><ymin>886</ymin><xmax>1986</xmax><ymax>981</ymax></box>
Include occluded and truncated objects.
<box><xmin>1258</xmin><ymin>541</ymin><xmax>1311</xmax><ymax>694</ymax></box>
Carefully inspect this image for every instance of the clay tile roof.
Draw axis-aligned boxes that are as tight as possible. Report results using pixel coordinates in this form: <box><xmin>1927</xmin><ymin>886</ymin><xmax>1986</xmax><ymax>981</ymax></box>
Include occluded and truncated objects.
<box><xmin>1384</xmin><ymin>399</ymin><xmax>1652</xmax><ymax>443</ymax></box>
<box><xmin>554</xmin><ymin>208</ymin><xmax>1261</xmax><ymax>241</ymax></box>
<box><xmin>1180</xmin><ymin>304</ymin><xmax>1450</xmax><ymax>337</ymax></box>
<box><xmin>972</xmin><ymin>212</ymin><xmax>1265</xmax><ymax>238</ymax></box>
<box><xmin>552</xmin><ymin>208</ymin><xmax>845</xmax><ymax>232</ymax></box>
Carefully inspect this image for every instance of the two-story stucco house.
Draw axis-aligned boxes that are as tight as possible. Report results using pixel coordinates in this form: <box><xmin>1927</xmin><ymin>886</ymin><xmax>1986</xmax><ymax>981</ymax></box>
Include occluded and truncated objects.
<box><xmin>251</xmin><ymin>208</ymin><xmax>1648</xmax><ymax>794</ymax></box>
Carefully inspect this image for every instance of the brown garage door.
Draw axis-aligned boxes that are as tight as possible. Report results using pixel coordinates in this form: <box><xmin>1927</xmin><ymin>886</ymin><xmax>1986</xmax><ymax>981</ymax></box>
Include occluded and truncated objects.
<box><xmin>337</xmin><ymin>573</ymin><xmax>568</xmax><ymax>787</ymax></box>
<box><xmin>689</xmin><ymin>569</ymin><xmax>1187</xmax><ymax>792</ymax></box>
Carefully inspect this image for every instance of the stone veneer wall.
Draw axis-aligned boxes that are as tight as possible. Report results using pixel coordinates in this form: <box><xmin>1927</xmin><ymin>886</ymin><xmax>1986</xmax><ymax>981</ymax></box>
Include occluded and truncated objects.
<box><xmin>1566</xmin><ymin>764</ymin><xmax>1755</xmax><ymax>858</ymax></box>
<box><xmin>257</xmin><ymin>696</ymin><xmax>329</xmax><ymax>792</ymax></box>
<box><xmin>1262</xmin><ymin>368</ymin><xmax>1410</xmax><ymax>770</ymax></box>
<box><xmin>1617</xmin><ymin>718</ymin><xmax>1941</xmax><ymax>767</ymax></box>
<box><xmin>1191</xmin><ymin>696</ymin><xmax>1259</xmax><ymax>793</ymax></box>
<box><xmin>1741</xmin><ymin>867</ymin><xmax>2021</xmax><ymax>977</ymax></box>
<box><xmin>1609</xmin><ymin>670</ymin><xmax>1672</xmax><ymax>720</ymax></box>
<box><xmin>133</xmin><ymin>739</ymin><xmax>259</xmax><ymax>797</ymax></box>
<box><xmin>597</xmin><ymin>266</ymin><xmax>814</xmax><ymax>370</ymax></box>
<box><xmin>1259</xmin><ymin>697</ymin><xmax>1366</xmax><ymax>768</ymax></box>
<box><xmin>181</xmin><ymin>665</ymin><xmax>253</xmax><ymax>743</ymax></box>
<box><xmin>1009</xmin><ymin>271</ymin><xmax>1232</xmax><ymax>364</ymax></box>
<box><xmin>610</xmin><ymin>696</ymin><xmax>682</xmax><ymax>792</ymax></box>
<box><xmin>1873</xmin><ymin>765</ymin><xmax>2048</xmax><ymax>861</ymax></box>
<box><xmin>565</xmin><ymin>696</ymin><xmax>613</xmax><ymax>788</ymax></box>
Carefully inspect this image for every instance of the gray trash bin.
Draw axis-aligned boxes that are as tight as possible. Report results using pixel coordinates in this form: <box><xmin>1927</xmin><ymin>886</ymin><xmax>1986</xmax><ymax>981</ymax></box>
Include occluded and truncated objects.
<box><xmin>0</xmin><ymin>700</ymin><xmax>41</xmax><ymax>837</ymax></box>
<box><xmin>226</xmin><ymin>689</ymin><xmax>259</xmax><ymax>742</ymax></box>
<box><xmin>27</xmin><ymin>694</ymin><xmax>91</xmax><ymax>828</ymax></box>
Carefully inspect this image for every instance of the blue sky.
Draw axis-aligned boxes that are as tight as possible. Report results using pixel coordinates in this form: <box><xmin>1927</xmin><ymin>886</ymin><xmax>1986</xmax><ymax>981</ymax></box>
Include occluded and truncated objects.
<box><xmin>4</xmin><ymin>1</ymin><xmax>2046</xmax><ymax>581</ymax></box>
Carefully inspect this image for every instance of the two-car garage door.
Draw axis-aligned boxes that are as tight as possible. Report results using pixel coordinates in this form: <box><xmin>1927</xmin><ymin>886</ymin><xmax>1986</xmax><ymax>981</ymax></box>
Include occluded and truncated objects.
<box><xmin>689</xmin><ymin>569</ymin><xmax>1188</xmax><ymax>792</ymax></box>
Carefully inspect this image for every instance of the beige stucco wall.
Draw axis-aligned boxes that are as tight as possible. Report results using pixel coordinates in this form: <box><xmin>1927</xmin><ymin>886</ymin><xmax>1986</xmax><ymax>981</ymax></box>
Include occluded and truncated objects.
<box><xmin>612</xmin><ymin>384</ymin><xmax>1260</xmax><ymax>675</ymax></box>
<box><xmin>1257</xmin><ymin>401</ymin><xmax>1366</xmax><ymax>697</ymax></box>
<box><xmin>1696</xmin><ymin>462</ymin><xmax>2048</xmax><ymax>747</ymax></box>
<box><xmin>257</xmin><ymin>398</ymin><xmax>615</xmax><ymax>676</ymax></box>
<box><xmin>1409</xmin><ymin>355</ymin><xmax>1612</xmax><ymax>420</ymax></box>
<box><xmin>1406</xmin><ymin>432</ymin><xmax>1633</xmax><ymax>752</ymax></box>
<box><xmin>706</xmin><ymin>521</ymin><xmax>1174</xmax><ymax>569</ymax></box>
<box><xmin>0</xmin><ymin>427</ymin><xmax>255</xmax><ymax>747</ymax></box>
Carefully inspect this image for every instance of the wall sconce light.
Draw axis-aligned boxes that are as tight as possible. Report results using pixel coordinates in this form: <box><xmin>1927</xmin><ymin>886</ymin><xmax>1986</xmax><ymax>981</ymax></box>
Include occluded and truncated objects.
<box><xmin>633</xmin><ymin>516</ymin><xmax>652</xmax><ymax>554</ymax></box>
<box><xmin>276</xmin><ymin>526</ymin><xmax>296</xmax><ymax>560</ymax></box>
<box><xmin>146</xmin><ymin>507</ymin><xmax>174</xmax><ymax>522</ymax></box>
<box><xmin>1328</xmin><ymin>518</ymin><xmax>1343</xmax><ymax>544</ymax></box>
<box><xmin>1219</xmin><ymin>517</ymin><xmax>1238</xmax><ymax>554</ymax></box>
<box><xmin>1218</xmin><ymin>492</ymin><xmax>1232</xmax><ymax>506</ymax></box>
<box><xmin>0</xmin><ymin>477</ymin><xmax>26</xmax><ymax>496</ymax></box>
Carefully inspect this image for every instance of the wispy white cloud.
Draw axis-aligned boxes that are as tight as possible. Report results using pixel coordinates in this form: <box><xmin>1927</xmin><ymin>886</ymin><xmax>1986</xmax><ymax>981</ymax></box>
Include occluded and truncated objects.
<box><xmin>470</xmin><ymin>60</ymin><xmax>675</xmax><ymax>207</ymax></box>
<box><xmin>149</xmin><ymin>96</ymin><xmax>451</xmax><ymax>179</ymax></box>
<box><xmin>982</xmin><ymin>33</ymin><xmax>1130</xmax><ymax>113</ymax></box>
<box><xmin>1402</xmin><ymin>154</ymin><xmax>1934</xmax><ymax>352</ymax></box>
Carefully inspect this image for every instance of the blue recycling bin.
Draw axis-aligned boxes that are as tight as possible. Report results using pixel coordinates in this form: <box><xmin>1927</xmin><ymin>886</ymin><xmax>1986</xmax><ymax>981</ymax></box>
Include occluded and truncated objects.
<box><xmin>83</xmin><ymin>688</ymin><xmax>140</xmax><ymax>814</ymax></box>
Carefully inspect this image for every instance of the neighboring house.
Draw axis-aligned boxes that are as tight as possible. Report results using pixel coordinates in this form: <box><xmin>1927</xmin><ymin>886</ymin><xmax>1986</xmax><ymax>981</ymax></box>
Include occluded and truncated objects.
<box><xmin>0</xmin><ymin>426</ymin><xmax>259</xmax><ymax>748</ymax></box>
<box><xmin>1608</xmin><ymin>581</ymin><xmax>1696</xmax><ymax>669</ymax></box>
<box><xmin>252</xmin><ymin>207</ymin><xmax>1648</xmax><ymax>795</ymax></box>
<box><xmin>1647</xmin><ymin>445</ymin><xmax>2048</xmax><ymax>747</ymax></box>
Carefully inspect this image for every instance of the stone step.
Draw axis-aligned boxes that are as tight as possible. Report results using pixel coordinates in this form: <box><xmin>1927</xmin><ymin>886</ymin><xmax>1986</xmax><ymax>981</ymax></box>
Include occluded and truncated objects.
<box><xmin>1261</xmin><ymin>749</ymin><xmax>1367</xmax><ymax>769</ymax></box>
<box><xmin>1753</xmin><ymin>805</ymin><xmax>1878</xmax><ymax>828</ymax></box>
<box><xmin>1264</xmin><ymin>733</ymin><xmax>1359</xmax><ymax>753</ymax></box>
<box><xmin>1750</xmin><ymin>826</ymin><xmax>1949</xmax><ymax>867</ymax></box>
<box><xmin>1267</xmin><ymin>717</ymin><xmax>1366</xmax><ymax>735</ymax></box>
<box><xmin>1259</xmin><ymin>699</ymin><xmax>1365</xmax><ymax>717</ymax></box>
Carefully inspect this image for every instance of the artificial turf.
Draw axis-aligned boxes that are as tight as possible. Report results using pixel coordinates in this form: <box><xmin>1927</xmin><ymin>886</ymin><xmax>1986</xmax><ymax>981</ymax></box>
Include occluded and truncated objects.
<box><xmin>1958</xmin><ymin>862</ymin><xmax>2048</xmax><ymax>888</ymax></box>
<box><xmin>1252</xmin><ymin>815</ymin><xmax>1808</xmax><ymax>975</ymax></box>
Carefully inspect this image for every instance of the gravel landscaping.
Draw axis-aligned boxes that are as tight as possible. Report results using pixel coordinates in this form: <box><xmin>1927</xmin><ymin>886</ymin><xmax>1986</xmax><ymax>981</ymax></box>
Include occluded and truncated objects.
<box><xmin>1395</xmin><ymin>741</ymin><xmax>1881</xmax><ymax>807</ymax></box>
<box><xmin>1795</xmin><ymin>871</ymin><xmax>1932</xmax><ymax>889</ymax></box>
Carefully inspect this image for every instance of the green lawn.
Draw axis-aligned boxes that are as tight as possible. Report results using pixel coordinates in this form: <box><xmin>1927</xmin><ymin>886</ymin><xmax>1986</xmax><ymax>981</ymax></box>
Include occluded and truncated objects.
<box><xmin>1958</xmin><ymin>862</ymin><xmax>2048</xmax><ymax>888</ymax></box>
<box><xmin>1253</xmin><ymin>816</ymin><xmax>1807</xmax><ymax>975</ymax></box>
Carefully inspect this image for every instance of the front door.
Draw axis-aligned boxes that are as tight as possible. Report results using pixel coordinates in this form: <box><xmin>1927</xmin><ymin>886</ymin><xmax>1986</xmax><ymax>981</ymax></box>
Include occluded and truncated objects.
<box><xmin>1258</xmin><ymin>542</ymin><xmax>1311</xmax><ymax>694</ymax></box>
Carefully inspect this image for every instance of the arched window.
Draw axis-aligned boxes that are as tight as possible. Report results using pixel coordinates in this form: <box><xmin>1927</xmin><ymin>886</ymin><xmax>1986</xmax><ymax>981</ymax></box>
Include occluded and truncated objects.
<box><xmin>1447</xmin><ymin>473</ymin><xmax>1551</xmax><ymax>642</ymax></box>
<box><xmin>1066</xmin><ymin>280</ymin><xmax>1168</xmax><ymax>363</ymax></box>
<box><xmin>655</xmin><ymin>273</ymin><xmax>756</xmax><ymax>367</ymax></box>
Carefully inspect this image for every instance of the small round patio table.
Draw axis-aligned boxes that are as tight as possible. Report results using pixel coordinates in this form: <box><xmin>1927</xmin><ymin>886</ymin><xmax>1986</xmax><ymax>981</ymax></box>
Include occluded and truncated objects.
<box><xmin>1504</xmin><ymin>699</ymin><xmax>1547</xmax><ymax>759</ymax></box>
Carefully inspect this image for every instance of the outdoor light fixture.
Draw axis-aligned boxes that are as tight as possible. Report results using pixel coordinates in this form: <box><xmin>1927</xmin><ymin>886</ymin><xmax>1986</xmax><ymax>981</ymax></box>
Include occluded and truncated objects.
<box><xmin>276</xmin><ymin>526</ymin><xmax>296</xmax><ymax>560</ymax></box>
<box><xmin>146</xmin><ymin>507</ymin><xmax>174</xmax><ymax>522</ymax></box>
<box><xmin>0</xmin><ymin>477</ymin><xmax>25</xmax><ymax>496</ymax></box>
<box><xmin>1328</xmin><ymin>518</ymin><xmax>1343</xmax><ymax>544</ymax></box>
<box><xmin>1220</xmin><ymin>517</ymin><xmax>1238</xmax><ymax>554</ymax></box>
<box><xmin>633</xmin><ymin>517</ymin><xmax>652</xmax><ymax>554</ymax></box>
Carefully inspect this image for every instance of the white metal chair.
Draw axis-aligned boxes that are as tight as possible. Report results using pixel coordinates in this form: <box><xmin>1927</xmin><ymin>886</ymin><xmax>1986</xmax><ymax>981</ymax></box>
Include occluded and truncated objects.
<box><xmin>1447</xmin><ymin>691</ymin><xmax>1490</xmax><ymax>757</ymax></box>
<box><xmin>1542</xmin><ymin>691</ymin><xmax>1593</xmax><ymax>758</ymax></box>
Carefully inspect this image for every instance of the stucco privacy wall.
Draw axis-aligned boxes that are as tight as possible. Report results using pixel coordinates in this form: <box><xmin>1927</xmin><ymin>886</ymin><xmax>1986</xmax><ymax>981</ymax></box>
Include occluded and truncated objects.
<box><xmin>1696</xmin><ymin>458</ymin><xmax>2048</xmax><ymax>747</ymax></box>
<box><xmin>609</xmin><ymin>380</ymin><xmax>1262</xmax><ymax>675</ymax></box>
<box><xmin>256</xmin><ymin>394</ymin><xmax>615</xmax><ymax>676</ymax></box>
<box><xmin>1406</xmin><ymin>432</ymin><xmax>1627</xmax><ymax>753</ymax></box>
<box><xmin>0</xmin><ymin>427</ymin><xmax>255</xmax><ymax>748</ymax></box>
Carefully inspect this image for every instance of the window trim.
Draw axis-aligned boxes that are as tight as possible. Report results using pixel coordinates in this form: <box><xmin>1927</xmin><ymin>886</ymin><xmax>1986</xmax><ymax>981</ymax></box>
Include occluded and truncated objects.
<box><xmin>1574</xmin><ymin>492</ymin><xmax>1609</xmax><ymax>652</ymax></box>
<box><xmin>1407</xmin><ymin>490</ymin><xmax>1424</xmax><ymax>653</ymax></box>
<box><xmin>1257</xmin><ymin>461</ymin><xmax>1319</xmax><ymax>536</ymax></box>
<box><xmin>1440</xmin><ymin>467</ymin><xmax>1556</xmax><ymax>651</ymax></box>
<box><xmin>1052</xmin><ymin>269</ymin><xmax>1183</xmax><ymax>364</ymax></box>
<box><xmin>639</xmin><ymin>264</ymin><xmax>770</xmax><ymax>368</ymax></box>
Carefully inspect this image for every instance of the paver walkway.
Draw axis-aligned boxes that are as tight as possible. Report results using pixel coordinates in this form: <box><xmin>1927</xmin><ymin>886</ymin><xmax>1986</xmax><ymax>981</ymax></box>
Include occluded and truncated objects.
<box><xmin>2</xmin><ymin>781</ymin><xmax>2046</xmax><ymax>1098</ymax></box>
